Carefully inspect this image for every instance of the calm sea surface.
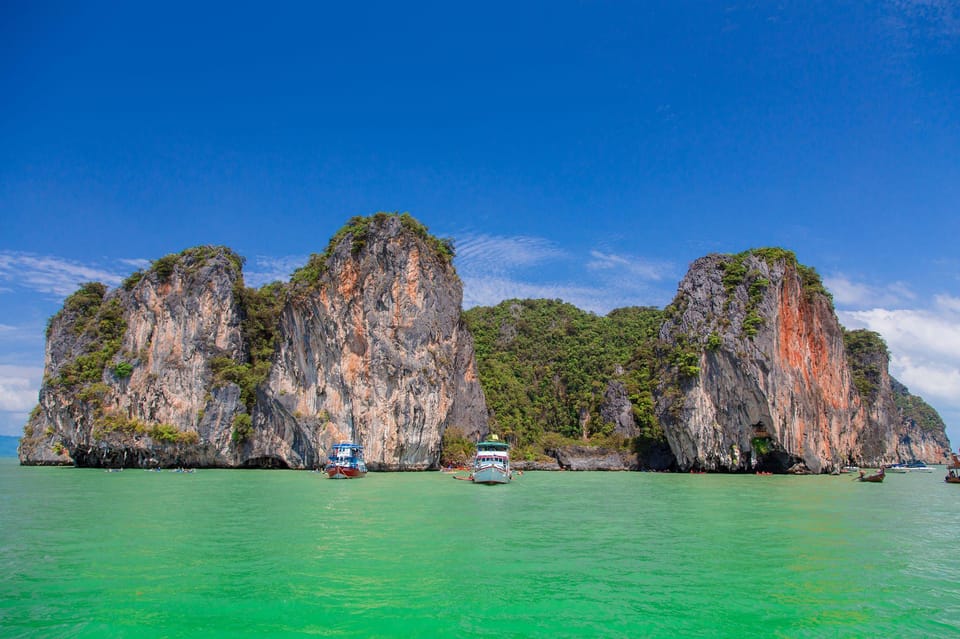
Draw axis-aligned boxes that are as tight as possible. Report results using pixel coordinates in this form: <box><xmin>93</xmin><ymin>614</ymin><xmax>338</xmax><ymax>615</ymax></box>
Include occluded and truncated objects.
<box><xmin>1</xmin><ymin>458</ymin><xmax>958</xmax><ymax>638</ymax></box>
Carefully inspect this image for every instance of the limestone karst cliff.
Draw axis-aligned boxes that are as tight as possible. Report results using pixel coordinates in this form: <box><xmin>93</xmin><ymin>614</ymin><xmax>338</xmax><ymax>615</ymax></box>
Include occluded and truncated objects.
<box><xmin>19</xmin><ymin>214</ymin><xmax>488</xmax><ymax>469</ymax></box>
<box><xmin>21</xmin><ymin>233</ymin><xmax>950</xmax><ymax>473</ymax></box>
<box><xmin>654</xmin><ymin>249</ymin><xmax>950</xmax><ymax>472</ymax></box>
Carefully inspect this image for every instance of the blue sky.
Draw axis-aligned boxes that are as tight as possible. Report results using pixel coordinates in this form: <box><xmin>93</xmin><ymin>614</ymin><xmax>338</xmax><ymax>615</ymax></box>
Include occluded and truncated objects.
<box><xmin>2</xmin><ymin>1</ymin><xmax>959</xmax><ymax>444</ymax></box>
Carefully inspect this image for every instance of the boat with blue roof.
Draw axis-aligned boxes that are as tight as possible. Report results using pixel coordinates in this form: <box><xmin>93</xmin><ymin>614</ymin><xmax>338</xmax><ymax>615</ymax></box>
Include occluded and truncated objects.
<box><xmin>325</xmin><ymin>443</ymin><xmax>368</xmax><ymax>479</ymax></box>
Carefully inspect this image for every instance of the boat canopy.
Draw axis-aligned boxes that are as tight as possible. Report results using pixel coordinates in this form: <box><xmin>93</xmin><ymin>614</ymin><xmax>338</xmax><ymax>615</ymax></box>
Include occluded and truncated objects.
<box><xmin>477</xmin><ymin>440</ymin><xmax>509</xmax><ymax>451</ymax></box>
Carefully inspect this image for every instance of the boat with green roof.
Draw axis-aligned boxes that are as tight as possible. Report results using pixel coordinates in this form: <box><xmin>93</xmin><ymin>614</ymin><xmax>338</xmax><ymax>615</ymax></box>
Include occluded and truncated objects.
<box><xmin>471</xmin><ymin>435</ymin><xmax>511</xmax><ymax>485</ymax></box>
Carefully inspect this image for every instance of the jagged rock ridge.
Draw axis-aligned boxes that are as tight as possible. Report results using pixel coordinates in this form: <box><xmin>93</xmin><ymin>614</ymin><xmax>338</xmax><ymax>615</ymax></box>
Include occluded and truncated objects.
<box><xmin>19</xmin><ymin>214</ymin><xmax>488</xmax><ymax>469</ymax></box>
<box><xmin>21</xmin><ymin>233</ymin><xmax>950</xmax><ymax>473</ymax></box>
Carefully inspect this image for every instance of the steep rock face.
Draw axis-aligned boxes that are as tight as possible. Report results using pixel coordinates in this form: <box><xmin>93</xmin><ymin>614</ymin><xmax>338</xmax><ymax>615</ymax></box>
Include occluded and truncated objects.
<box><xmin>21</xmin><ymin>215</ymin><xmax>488</xmax><ymax>469</ymax></box>
<box><xmin>599</xmin><ymin>380</ymin><xmax>639</xmax><ymax>438</ymax></box>
<box><xmin>547</xmin><ymin>444</ymin><xmax>636</xmax><ymax>471</ymax></box>
<box><xmin>19</xmin><ymin>250</ymin><xmax>247</xmax><ymax>467</ymax></box>
<box><xmin>259</xmin><ymin>215</ymin><xmax>487</xmax><ymax>470</ymax></box>
<box><xmin>656</xmin><ymin>252</ymin><xmax>864</xmax><ymax>473</ymax></box>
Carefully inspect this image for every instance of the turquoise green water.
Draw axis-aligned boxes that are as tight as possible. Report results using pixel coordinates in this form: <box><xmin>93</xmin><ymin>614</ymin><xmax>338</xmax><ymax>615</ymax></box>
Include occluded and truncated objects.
<box><xmin>1</xmin><ymin>459</ymin><xmax>958</xmax><ymax>638</ymax></box>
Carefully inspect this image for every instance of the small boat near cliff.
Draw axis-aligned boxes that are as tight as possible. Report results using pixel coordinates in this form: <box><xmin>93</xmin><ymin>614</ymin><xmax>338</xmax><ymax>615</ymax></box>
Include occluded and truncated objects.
<box><xmin>946</xmin><ymin>453</ymin><xmax>960</xmax><ymax>484</ymax></box>
<box><xmin>857</xmin><ymin>467</ymin><xmax>885</xmax><ymax>483</ymax></box>
<box><xmin>471</xmin><ymin>435</ymin><xmax>511</xmax><ymax>485</ymax></box>
<box><xmin>325</xmin><ymin>443</ymin><xmax>368</xmax><ymax>479</ymax></box>
<box><xmin>887</xmin><ymin>460</ymin><xmax>933</xmax><ymax>473</ymax></box>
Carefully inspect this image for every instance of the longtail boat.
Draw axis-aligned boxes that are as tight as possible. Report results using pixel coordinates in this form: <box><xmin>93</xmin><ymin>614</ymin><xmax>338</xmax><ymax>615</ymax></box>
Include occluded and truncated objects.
<box><xmin>858</xmin><ymin>467</ymin><xmax>885</xmax><ymax>483</ymax></box>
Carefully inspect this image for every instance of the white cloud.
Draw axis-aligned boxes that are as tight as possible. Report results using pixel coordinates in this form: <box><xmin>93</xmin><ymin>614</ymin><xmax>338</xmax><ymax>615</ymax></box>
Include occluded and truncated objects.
<box><xmin>838</xmin><ymin>293</ymin><xmax>960</xmax><ymax>444</ymax></box>
<box><xmin>824</xmin><ymin>274</ymin><xmax>915</xmax><ymax>309</ymax></box>
<box><xmin>0</xmin><ymin>251</ymin><xmax>126</xmax><ymax>297</ymax></box>
<box><xmin>935</xmin><ymin>294</ymin><xmax>960</xmax><ymax>313</ymax></box>
<box><xmin>0</xmin><ymin>365</ymin><xmax>42</xmax><ymax>413</ymax></box>
<box><xmin>839</xmin><ymin>305</ymin><xmax>960</xmax><ymax>363</ymax></box>
<box><xmin>890</xmin><ymin>354</ymin><xmax>960</xmax><ymax>400</ymax></box>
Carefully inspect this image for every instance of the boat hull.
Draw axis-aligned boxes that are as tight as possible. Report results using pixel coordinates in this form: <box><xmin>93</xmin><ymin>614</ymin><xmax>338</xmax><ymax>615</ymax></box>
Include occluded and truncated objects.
<box><xmin>326</xmin><ymin>465</ymin><xmax>366</xmax><ymax>479</ymax></box>
<box><xmin>473</xmin><ymin>465</ymin><xmax>511</xmax><ymax>485</ymax></box>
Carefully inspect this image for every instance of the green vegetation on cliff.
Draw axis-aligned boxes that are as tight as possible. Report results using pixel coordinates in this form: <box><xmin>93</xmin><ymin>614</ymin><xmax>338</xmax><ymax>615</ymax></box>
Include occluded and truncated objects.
<box><xmin>464</xmin><ymin>300</ymin><xmax>665</xmax><ymax>457</ymax></box>
<box><xmin>440</xmin><ymin>427</ymin><xmax>476</xmax><ymax>466</ymax></box>
<box><xmin>291</xmin><ymin>212</ymin><xmax>455</xmax><ymax>288</ymax></box>
<box><xmin>214</xmin><ymin>280</ymin><xmax>288</xmax><ymax>414</ymax></box>
<box><xmin>149</xmin><ymin>245</ymin><xmax>245</xmax><ymax>283</ymax></box>
<box><xmin>93</xmin><ymin>413</ymin><xmax>199</xmax><ymax>445</ymax></box>
<box><xmin>722</xmin><ymin>248</ymin><xmax>832</xmax><ymax>316</ymax></box>
<box><xmin>892</xmin><ymin>380</ymin><xmax>947</xmax><ymax>433</ymax></box>
<box><xmin>53</xmin><ymin>291</ymin><xmax>126</xmax><ymax>388</ymax></box>
<box><xmin>720</xmin><ymin>248</ymin><xmax>832</xmax><ymax>338</ymax></box>
<box><xmin>843</xmin><ymin>328</ymin><xmax>888</xmax><ymax>399</ymax></box>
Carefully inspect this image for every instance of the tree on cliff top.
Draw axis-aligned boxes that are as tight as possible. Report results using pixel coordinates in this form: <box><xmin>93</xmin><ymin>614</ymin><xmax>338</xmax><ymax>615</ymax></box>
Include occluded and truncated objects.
<box><xmin>290</xmin><ymin>212</ymin><xmax>455</xmax><ymax>288</ymax></box>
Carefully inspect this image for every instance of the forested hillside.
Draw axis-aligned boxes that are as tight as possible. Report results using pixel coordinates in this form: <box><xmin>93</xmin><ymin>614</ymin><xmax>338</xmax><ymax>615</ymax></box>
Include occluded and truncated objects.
<box><xmin>462</xmin><ymin>300</ymin><xmax>665</xmax><ymax>460</ymax></box>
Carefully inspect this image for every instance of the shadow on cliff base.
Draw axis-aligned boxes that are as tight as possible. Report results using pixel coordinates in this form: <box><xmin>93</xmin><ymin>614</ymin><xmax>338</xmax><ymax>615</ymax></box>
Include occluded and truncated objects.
<box><xmin>753</xmin><ymin>450</ymin><xmax>804</xmax><ymax>474</ymax></box>
<box><xmin>70</xmin><ymin>446</ymin><xmax>207</xmax><ymax>469</ymax></box>
<box><xmin>240</xmin><ymin>456</ymin><xmax>290</xmax><ymax>469</ymax></box>
<box><xmin>633</xmin><ymin>437</ymin><xmax>677</xmax><ymax>471</ymax></box>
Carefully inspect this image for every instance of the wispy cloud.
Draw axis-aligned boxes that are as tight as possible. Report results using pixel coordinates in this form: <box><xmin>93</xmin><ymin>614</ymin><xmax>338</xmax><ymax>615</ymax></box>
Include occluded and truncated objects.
<box><xmin>118</xmin><ymin>258</ymin><xmax>152</xmax><ymax>270</ymax></box>
<box><xmin>587</xmin><ymin>251</ymin><xmax>672</xmax><ymax>282</ymax></box>
<box><xmin>244</xmin><ymin>255</ymin><xmax>308</xmax><ymax>288</ymax></box>
<box><xmin>824</xmin><ymin>274</ymin><xmax>916</xmax><ymax>309</ymax></box>
<box><xmin>454</xmin><ymin>233</ymin><xmax>567</xmax><ymax>276</ymax></box>
<box><xmin>885</xmin><ymin>0</ymin><xmax>960</xmax><ymax>44</ymax></box>
<box><xmin>461</xmin><ymin>275</ymin><xmax>665</xmax><ymax>315</ymax></box>
<box><xmin>454</xmin><ymin>233</ymin><xmax>676</xmax><ymax>313</ymax></box>
<box><xmin>0</xmin><ymin>251</ymin><xmax>126</xmax><ymax>297</ymax></box>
